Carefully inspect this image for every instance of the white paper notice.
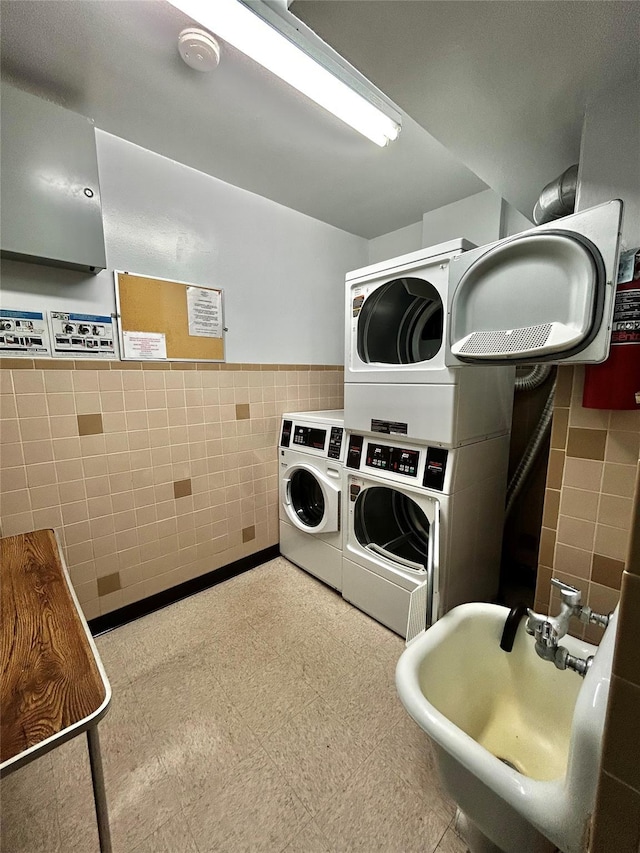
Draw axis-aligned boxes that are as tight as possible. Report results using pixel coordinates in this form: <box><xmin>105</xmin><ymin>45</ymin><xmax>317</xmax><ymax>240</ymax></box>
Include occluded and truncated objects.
<box><xmin>122</xmin><ymin>330</ymin><xmax>167</xmax><ymax>360</ymax></box>
<box><xmin>186</xmin><ymin>286</ymin><xmax>223</xmax><ymax>338</ymax></box>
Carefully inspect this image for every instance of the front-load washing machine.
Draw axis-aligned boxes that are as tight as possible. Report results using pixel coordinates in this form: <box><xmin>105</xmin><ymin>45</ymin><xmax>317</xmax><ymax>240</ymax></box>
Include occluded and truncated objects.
<box><xmin>279</xmin><ymin>410</ymin><xmax>345</xmax><ymax>591</ymax></box>
<box><xmin>344</xmin><ymin>238</ymin><xmax>514</xmax><ymax>446</ymax></box>
<box><xmin>342</xmin><ymin>430</ymin><xmax>510</xmax><ymax>639</ymax></box>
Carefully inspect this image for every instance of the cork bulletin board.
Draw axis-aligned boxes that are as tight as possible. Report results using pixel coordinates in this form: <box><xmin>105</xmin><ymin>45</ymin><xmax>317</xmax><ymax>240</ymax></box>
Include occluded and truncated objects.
<box><xmin>114</xmin><ymin>271</ymin><xmax>225</xmax><ymax>362</ymax></box>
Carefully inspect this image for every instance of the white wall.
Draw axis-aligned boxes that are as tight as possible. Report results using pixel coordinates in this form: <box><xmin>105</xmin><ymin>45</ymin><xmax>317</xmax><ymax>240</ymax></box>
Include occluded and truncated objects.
<box><xmin>0</xmin><ymin>130</ymin><xmax>367</xmax><ymax>364</ymax></box>
<box><xmin>364</xmin><ymin>190</ymin><xmax>534</xmax><ymax>268</ymax></box>
<box><xmin>421</xmin><ymin>189</ymin><xmax>503</xmax><ymax>247</ymax></box>
<box><xmin>367</xmin><ymin>220</ymin><xmax>422</xmax><ymax>264</ymax></box>
<box><xmin>501</xmin><ymin>201</ymin><xmax>534</xmax><ymax>238</ymax></box>
<box><xmin>576</xmin><ymin>73</ymin><xmax>640</xmax><ymax>246</ymax></box>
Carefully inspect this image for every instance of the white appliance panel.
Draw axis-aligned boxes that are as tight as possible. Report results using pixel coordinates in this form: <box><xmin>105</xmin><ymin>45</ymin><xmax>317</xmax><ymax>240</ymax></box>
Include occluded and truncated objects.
<box><xmin>346</xmin><ymin>239</ymin><xmax>472</xmax><ymax>386</ymax></box>
<box><xmin>345</xmin><ymin>432</ymin><xmax>511</xmax><ymax>496</ymax></box>
<box><xmin>342</xmin><ymin>558</ymin><xmax>419</xmax><ymax>637</ymax></box>
<box><xmin>344</xmin><ymin>368</ymin><xmax>513</xmax><ymax>447</ymax></box>
<box><xmin>446</xmin><ymin>200</ymin><xmax>623</xmax><ymax>365</ymax></box>
<box><xmin>280</xmin><ymin>409</ymin><xmax>346</xmax><ymax>461</ymax></box>
<box><xmin>280</xmin><ymin>519</ymin><xmax>342</xmax><ymax>591</ymax></box>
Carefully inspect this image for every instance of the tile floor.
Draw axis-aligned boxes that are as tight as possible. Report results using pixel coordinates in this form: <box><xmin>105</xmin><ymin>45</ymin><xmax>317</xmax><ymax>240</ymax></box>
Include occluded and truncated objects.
<box><xmin>1</xmin><ymin>557</ymin><xmax>465</xmax><ymax>853</ymax></box>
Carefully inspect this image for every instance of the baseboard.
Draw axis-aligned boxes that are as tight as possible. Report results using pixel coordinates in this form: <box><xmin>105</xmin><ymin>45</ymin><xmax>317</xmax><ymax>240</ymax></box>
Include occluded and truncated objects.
<box><xmin>88</xmin><ymin>545</ymin><xmax>280</xmax><ymax>636</ymax></box>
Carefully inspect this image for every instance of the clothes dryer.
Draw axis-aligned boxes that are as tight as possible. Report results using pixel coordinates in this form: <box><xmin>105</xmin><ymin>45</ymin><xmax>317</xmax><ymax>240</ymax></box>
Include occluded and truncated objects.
<box><xmin>342</xmin><ymin>431</ymin><xmax>509</xmax><ymax>639</ymax></box>
<box><xmin>344</xmin><ymin>239</ymin><xmax>514</xmax><ymax>446</ymax></box>
<box><xmin>279</xmin><ymin>410</ymin><xmax>345</xmax><ymax>591</ymax></box>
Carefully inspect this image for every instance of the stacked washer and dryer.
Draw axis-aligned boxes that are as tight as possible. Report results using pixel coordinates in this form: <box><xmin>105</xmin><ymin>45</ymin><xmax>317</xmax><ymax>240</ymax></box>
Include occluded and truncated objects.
<box><xmin>278</xmin><ymin>240</ymin><xmax>514</xmax><ymax>636</ymax></box>
<box><xmin>279</xmin><ymin>201</ymin><xmax>623</xmax><ymax>640</ymax></box>
<box><xmin>341</xmin><ymin>239</ymin><xmax>514</xmax><ymax>638</ymax></box>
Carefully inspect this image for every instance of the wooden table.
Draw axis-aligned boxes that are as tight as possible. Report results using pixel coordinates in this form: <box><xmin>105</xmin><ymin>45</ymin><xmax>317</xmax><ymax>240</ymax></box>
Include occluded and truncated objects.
<box><xmin>1</xmin><ymin>529</ymin><xmax>112</xmax><ymax>852</ymax></box>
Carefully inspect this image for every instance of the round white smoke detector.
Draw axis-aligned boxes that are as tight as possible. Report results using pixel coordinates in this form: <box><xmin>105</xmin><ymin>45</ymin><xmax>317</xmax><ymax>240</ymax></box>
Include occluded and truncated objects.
<box><xmin>178</xmin><ymin>27</ymin><xmax>220</xmax><ymax>72</ymax></box>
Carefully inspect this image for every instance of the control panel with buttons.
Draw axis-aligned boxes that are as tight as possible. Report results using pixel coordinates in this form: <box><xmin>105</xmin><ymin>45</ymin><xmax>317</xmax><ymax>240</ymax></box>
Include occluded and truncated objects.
<box><xmin>365</xmin><ymin>442</ymin><xmax>420</xmax><ymax>477</ymax></box>
<box><xmin>327</xmin><ymin>426</ymin><xmax>344</xmax><ymax>460</ymax></box>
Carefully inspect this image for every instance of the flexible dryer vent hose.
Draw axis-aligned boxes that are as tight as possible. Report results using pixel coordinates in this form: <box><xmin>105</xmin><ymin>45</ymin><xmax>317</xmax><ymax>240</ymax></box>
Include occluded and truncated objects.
<box><xmin>514</xmin><ymin>364</ymin><xmax>552</xmax><ymax>392</ymax></box>
<box><xmin>506</xmin><ymin>378</ymin><xmax>557</xmax><ymax>518</ymax></box>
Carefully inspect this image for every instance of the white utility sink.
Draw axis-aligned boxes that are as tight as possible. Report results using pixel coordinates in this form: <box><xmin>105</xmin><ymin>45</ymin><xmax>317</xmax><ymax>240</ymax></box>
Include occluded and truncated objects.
<box><xmin>396</xmin><ymin>602</ymin><xmax>617</xmax><ymax>853</ymax></box>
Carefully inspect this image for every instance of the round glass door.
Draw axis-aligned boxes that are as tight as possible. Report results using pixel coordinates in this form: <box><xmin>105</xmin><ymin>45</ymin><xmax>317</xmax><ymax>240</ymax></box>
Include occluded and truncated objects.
<box><xmin>289</xmin><ymin>469</ymin><xmax>325</xmax><ymax>528</ymax></box>
<box><xmin>357</xmin><ymin>277</ymin><xmax>443</xmax><ymax>365</ymax></box>
<box><xmin>354</xmin><ymin>486</ymin><xmax>430</xmax><ymax>570</ymax></box>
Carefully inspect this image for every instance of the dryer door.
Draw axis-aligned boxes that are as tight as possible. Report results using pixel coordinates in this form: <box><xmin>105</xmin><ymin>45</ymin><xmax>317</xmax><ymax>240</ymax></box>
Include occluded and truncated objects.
<box><xmin>353</xmin><ymin>484</ymin><xmax>434</xmax><ymax>574</ymax></box>
<box><xmin>356</xmin><ymin>276</ymin><xmax>445</xmax><ymax>367</ymax></box>
<box><xmin>445</xmin><ymin>200</ymin><xmax>623</xmax><ymax>365</ymax></box>
<box><xmin>283</xmin><ymin>464</ymin><xmax>340</xmax><ymax>535</ymax></box>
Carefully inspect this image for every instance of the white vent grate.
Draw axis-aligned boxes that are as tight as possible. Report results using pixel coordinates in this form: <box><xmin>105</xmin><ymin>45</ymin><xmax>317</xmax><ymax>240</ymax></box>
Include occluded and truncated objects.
<box><xmin>459</xmin><ymin>323</ymin><xmax>553</xmax><ymax>355</ymax></box>
<box><xmin>406</xmin><ymin>581</ymin><xmax>428</xmax><ymax>644</ymax></box>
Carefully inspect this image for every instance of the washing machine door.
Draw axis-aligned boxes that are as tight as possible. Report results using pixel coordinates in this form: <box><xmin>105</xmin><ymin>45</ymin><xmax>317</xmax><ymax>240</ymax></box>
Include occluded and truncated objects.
<box><xmin>445</xmin><ymin>200</ymin><xmax>623</xmax><ymax>365</ymax></box>
<box><xmin>282</xmin><ymin>463</ymin><xmax>340</xmax><ymax>535</ymax></box>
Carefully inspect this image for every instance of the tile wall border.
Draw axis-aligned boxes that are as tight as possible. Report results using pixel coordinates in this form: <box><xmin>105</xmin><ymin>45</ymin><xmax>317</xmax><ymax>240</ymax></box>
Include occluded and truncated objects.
<box><xmin>0</xmin><ymin>358</ymin><xmax>343</xmax><ymax>371</ymax></box>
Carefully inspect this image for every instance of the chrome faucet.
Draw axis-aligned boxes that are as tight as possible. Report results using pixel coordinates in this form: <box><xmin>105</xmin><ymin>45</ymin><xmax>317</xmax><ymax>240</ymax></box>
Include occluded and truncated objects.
<box><xmin>526</xmin><ymin>579</ymin><xmax>611</xmax><ymax>677</ymax></box>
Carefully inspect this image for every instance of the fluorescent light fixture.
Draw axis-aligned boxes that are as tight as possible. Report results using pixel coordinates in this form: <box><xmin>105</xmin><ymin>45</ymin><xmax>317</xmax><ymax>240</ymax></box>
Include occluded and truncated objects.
<box><xmin>167</xmin><ymin>0</ymin><xmax>401</xmax><ymax>146</ymax></box>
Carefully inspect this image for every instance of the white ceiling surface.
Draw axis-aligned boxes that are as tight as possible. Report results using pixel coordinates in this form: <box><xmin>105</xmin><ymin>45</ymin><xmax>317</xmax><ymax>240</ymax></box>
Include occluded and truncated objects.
<box><xmin>292</xmin><ymin>0</ymin><xmax>640</xmax><ymax>218</ymax></box>
<box><xmin>0</xmin><ymin>0</ymin><xmax>486</xmax><ymax>240</ymax></box>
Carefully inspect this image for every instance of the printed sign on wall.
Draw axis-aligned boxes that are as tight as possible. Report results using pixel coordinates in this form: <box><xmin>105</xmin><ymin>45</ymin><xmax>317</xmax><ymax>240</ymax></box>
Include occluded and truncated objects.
<box><xmin>122</xmin><ymin>330</ymin><xmax>167</xmax><ymax>360</ymax></box>
<box><xmin>0</xmin><ymin>309</ymin><xmax>51</xmax><ymax>357</ymax></box>
<box><xmin>49</xmin><ymin>312</ymin><xmax>116</xmax><ymax>358</ymax></box>
<box><xmin>186</xmin><ymin>286</ymin><xmax>223</xmax><ymax>338</ymax></box>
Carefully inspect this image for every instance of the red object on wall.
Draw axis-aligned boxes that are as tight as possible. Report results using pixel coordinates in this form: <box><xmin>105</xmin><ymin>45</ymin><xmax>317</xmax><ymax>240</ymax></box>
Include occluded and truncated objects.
<box><xmin>583</xmin><ymin>249</ymin><xmax>640</xmax><ymax>410</ymax></box>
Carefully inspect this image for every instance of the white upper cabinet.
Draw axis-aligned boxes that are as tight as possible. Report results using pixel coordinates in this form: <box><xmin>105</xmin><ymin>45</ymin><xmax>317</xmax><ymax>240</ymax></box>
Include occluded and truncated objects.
<box><xmin>445</xmin><ymin>200</ymin><xmax>623</xmax><ymax>365</ymax></box>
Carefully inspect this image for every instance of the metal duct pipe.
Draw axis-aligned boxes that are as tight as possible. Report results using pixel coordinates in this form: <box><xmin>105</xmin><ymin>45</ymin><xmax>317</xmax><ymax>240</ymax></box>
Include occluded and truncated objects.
<box><xmin>532</xmin><ymin>164</ymin><xmax>579</xmax><ymax>225</ymax></box>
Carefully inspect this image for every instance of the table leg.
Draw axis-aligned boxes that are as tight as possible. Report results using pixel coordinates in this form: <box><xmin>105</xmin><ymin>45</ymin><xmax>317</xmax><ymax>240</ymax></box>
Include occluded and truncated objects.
<box><xmin>86</xmin><ymin>726</ymin><xmax>112</xmax><ymax>853</ymax></box>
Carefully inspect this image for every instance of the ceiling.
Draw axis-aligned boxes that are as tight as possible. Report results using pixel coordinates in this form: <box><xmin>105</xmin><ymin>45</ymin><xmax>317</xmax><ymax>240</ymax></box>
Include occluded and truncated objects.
<box><xmin>0</xmin><ymin>0</ymin><xmax>485</xmax><ymax>240</ymax></box>
<box><xmin>2</xmin><ymin>2</ymin><xmax>636</xmax><ymax>241</ymax></box>
<box><xmin>292</xmin><ymin>0</ymin><xmax>640</xmax><ymax>218</ymax></box>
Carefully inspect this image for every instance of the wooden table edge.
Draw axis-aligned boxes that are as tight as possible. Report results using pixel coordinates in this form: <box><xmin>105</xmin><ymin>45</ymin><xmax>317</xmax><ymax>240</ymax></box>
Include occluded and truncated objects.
<box><xmin>0</xmin><ymin>529</ymin><xmax>112</xmax><ymax>778</ymax></box>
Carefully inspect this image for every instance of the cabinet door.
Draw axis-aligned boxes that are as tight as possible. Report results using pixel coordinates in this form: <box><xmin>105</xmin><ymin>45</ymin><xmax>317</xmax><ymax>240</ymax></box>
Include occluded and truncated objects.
<box><xmin>445</xmin><ymin>200</ymin><xmax>622</xmax><ymax>365</ymax></box>
<box><xmin>1</xmin><ymin>83</ymin><xmax>106</xmax><ymax>273</ymax></box>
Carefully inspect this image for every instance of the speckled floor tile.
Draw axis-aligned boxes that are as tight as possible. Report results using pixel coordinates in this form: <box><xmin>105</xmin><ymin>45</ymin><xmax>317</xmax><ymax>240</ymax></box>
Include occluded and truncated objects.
<box><xmin>374</xmin><ymin>713</ymin><xmax>457</xmax><ymax>824</ymax></box>
<box><xmin>204</xmin><ymin>617</ymin><xmax>282</xmax><ymax>695</ymax></box>
<box><xmin>131</xmin><ymin>643</ymin><xmax>261</xmax><ymax>808</ymax></box>
<box><xmin>221</xmin><ymin>650</ymin><xmax>319</xmax><ymax>739</ymax></box>
<box><xmin>96</xmin><ymin>628</ymin><xmax>135</xmax><ymax>690</ymax></box>
<box><xmin>130</xmin><ymin>810</ymin><xmax>200</xmax><ymax>853</ymax></box>
<box><xmin>262</xmin><ymin>695</ymin><xmax>370</xmax><ymax>816</ymax></box>
<box><xmin>246</xmin><ymin>606</ymin><xmax>312</xmax><ymax>658</ymax></box>
<box><xmin>436</xmin><ymin>826</ymin><xmax>470</xmax><ymax>853</ymax></box>
<box><xmin>282</xmin><ymin>818</ymin><xmax>334</xmax><ymax>853</ymax></box>
<box><xmin>328</xmin><ymin>607</ymin><xmax>405</xmax><ymax>670</ymax></box>
<box><xmin>0</xmin><ymin>751</ymin><xmax>55</xmax><ymax>805</ymax></box>
<box><xmin>0</xmin><ymin>755</ymin><xmax>61</xmax><ymax>853</ymax></box>
<box><xmin>106</xmin><ymin>594</ymin><xmax>255</xmax><ymax>684</ymax></box>
<box><xmin>315</xmin><ymin>751</ymin><xmax>449</xmax><ymax>853</ymax></box>
<box><xmin>324</xmin><ymin>655</ymin><xmax>405</xmax><ymax>749</ymax></box>
<box><xmin>184</xmin><ymin>747</ymin><xmax>309</xmax><ymax>853</ymax></box>
<box><xmin>282</xmin><ymin>623</ymin><xmax>366</xmax><ymax>697</ymax></box>
<box><xmin>51</xmin><ymin>692</ymin><xmax>182</xmax><ymax>852</ymax></box>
